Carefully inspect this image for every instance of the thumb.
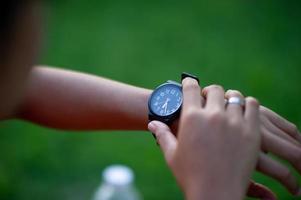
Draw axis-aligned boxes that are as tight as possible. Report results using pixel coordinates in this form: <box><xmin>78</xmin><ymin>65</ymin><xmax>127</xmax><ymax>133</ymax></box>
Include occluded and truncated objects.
<box><xmin>148</xmin><ymin>121</ymin><xmax>177</xmax><ymax>164</ymax></box>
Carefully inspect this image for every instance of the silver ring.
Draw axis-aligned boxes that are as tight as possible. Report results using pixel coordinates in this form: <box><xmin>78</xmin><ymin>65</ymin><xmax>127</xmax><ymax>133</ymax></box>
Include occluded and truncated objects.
<box><xmin>227</xmin><ymin>97</ymin><xmax>245</xmax><ymax>107</ymax></box>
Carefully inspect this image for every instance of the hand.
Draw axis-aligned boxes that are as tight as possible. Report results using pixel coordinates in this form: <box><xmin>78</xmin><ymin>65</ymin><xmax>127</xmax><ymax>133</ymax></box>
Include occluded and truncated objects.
<box><xmin>224</xmin><ymin>90</ymin><xmax>301</xmax><ymax>196</ymax></box>
<box><xmin>148</xmin><ymin>79</ymin><xmax>261</xmax><ymax>200</ymax></box>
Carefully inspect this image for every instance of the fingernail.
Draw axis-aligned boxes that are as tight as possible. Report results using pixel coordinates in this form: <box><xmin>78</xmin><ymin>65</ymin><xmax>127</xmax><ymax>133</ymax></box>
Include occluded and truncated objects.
<box><xmin>148</xmin><ymin>122</ymin><xmax>156</xmax><ymax>133</ymax></box>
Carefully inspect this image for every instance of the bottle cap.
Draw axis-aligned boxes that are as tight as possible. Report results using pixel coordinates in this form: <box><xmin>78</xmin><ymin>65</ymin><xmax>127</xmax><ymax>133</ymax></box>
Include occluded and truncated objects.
<box><xmin>103</xmin><ymin>165</ymin><xmax>134</xmax><ymax>186</ymax></box>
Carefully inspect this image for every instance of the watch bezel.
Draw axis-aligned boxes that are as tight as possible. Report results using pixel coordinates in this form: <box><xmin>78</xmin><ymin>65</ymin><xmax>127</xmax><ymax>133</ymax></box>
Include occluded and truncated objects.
<box><xmin>148</xmin><ymin>81</ymin><xmax>182</xmax><ymax>124</ymax></box>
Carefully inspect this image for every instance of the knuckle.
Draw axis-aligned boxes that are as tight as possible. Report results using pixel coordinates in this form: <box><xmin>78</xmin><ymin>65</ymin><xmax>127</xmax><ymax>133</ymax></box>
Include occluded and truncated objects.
<box><xmin>279</xmin><ymin>168</ymin><xmax>293</xmax><ymax>183</ymax></box>
<box><xmin>259</xmin><ymin>105</ymin><xmax>267</xmax><ymax>113</ymax></box>
<box><xmin>226</xmin><ymin>89</ymin><xmax>242</xmax><ymax>96</ymax></box>
<box><xmin>242</xmin><ymin>131</ymin><xmax>259</xmax><ymax>143</ymax></box>
<box><xmin>184</xmin><ymin>109</ymin><xmax>202</xmax><ymax>121</ymax></box>
<box><xmin>183</xmin><ymin>78</ymin><xmax>199</xmax><ymax>91</ymax></box>
<box><xmin>292</xmin><ymin>150</ymin><xmax>301</xmax><ymax>167</ymax></box>
<box><xmin>228</xmin><ymin>118</ymin><xmax>243</xmax><ymax>131</ymax></box>
<box><xmin>207</xmin><ymin>110</ymin><xmax>225</xmax><ymax>124</ymax></box>
<box><xmin>290</xmin><ymin>124</ymin><xmax>299</xmax><ymax>135</ymax></box>
<box><xmin>226</xmin><ymin>89</ymin><xmax>240</xmax><ymax>94</ymax></box>
<box><xmin>206</xmin><ymin>84</ymin><xmax>224</xmax><ymax>93</ymax></box>
<box><xmin>246</xmin><ymin>124</ymin><xmax>260</xmax><ymax>136</ymax></box>
<box><xmin>246</xmin><ymin>97</ymin><xmax>259</xmax><ymax>107</ymax></box>
<box><xmin>229</xmin><ymin>117</ymin><xmax>241</xmax><ymax>126</ymax></box>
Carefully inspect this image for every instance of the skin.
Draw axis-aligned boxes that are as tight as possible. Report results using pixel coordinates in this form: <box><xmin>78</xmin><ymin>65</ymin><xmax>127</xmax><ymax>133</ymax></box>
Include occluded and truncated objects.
<box><xmin>225</xmin><ymin>90</ymin><xmax>301</xmax><ymax>196</ymax></box>
<box><xmin>0</xmin><ymin>2</ymin><xmax>300</xmax><ymax>199</ymax></box>
<box><xmin>148</xmin><ymin>78</ymin><xmax>261</xmax><ymax>200</ymax></box>
<box><xmin>16</xmin><ymin>66</ymin><xmax>151</xmax><ymax>130</ymax></box>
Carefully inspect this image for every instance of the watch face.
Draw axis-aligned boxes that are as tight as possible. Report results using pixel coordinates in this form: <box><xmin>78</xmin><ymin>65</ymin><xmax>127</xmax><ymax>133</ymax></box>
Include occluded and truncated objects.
<box><xmin>149</xmin><ymin>83</ymin><xmax>183</xmax><ymax>117</ymax></box>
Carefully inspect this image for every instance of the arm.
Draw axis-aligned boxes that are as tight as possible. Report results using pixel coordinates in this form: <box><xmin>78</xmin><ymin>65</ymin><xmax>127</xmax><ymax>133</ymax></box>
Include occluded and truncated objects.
<box><xmin>15</xmin><ymin>66</ymin><xmax>152</xmax><ymax>130</ymax></box>
<box><xmin>11</xmin><ymin>66</ymin><xmax>301</xmax><ymax>195</ymax></box>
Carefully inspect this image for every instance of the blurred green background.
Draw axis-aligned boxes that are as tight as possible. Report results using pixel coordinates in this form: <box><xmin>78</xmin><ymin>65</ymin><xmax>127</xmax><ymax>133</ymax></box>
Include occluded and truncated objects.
<box><xmin>0</xmin><ymin>0</ymin><xmax>301</xmax><ymax>199</ymax></box>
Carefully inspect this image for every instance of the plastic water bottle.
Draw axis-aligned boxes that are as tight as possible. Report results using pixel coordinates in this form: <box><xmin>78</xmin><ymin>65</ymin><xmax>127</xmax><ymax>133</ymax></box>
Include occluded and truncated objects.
<box><xmin>92</xmin><ymin>165</ymin><xmax>142</xmax><ymax>200</ymax></box>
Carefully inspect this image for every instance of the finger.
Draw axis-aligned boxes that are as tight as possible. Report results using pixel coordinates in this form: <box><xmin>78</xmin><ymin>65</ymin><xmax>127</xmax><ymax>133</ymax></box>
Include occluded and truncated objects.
<box><xmin>225</xmin><ymin>90</ymin><xmax>245</xmax><ymax>117</ymax></box>
<box><xmin>182</xmin><ymin>78</ymin><xmax>201</xmax><ymax>113</ymax></box>
<box><xmin>247</xmin><ymin>180</ymin><xmax>277</xmax><ymax>200</ymax></box>
<box><xmin>148</xmin><ymin>121</ymin><xmax>177</xmax><ymax>164</ymax></box>
<box><xmin>202</xmin><ymin>85</ymin><xmax>225</xmax><ymax>111</ymax></box>
<box><xmin>244</xmin><ymin>97</ymin><xmax>260</xmax><ymax>126</ymax></box>
<box><xmin>257</xmin><ymin>153</ymin><xmax>301</xmax><ymax>195</ymax></box>
<box><xmin>260</xmin><ymin>106</ymin><xmax>301</xmax><ymax>143</ymax></box>
<box><xmin>200</xmin><ymin>95</ymin><xmax>205</xmax><ymax>108</ymax></box>
<box><xmin>260</xmin><ymin>114</ymin><xmax>301</xmax><ymax>148</ymax></box>
<box><xmin>261</xmin><ymin>126</ymin><xmax>301</xmax><ymax>175</ymax></box>
<box><xmin>199</xmin><ymin>87</ymin><xmax>205</xmax><ymax>108</ymax></box>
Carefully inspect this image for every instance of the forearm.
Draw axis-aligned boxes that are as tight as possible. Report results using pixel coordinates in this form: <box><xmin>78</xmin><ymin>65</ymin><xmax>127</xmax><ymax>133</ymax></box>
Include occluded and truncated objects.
<box><xmin>16</xmin><ymin>66</ymin><xmax>152</xmax><ymax>131</ymax></box>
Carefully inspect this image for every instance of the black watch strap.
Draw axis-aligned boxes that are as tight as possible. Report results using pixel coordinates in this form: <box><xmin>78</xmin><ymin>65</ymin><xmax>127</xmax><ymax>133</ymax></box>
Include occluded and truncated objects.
<box><xmin>181</xmin><ymin>72</ymin><xmax>199</xmax><ymax>84</ymax></box>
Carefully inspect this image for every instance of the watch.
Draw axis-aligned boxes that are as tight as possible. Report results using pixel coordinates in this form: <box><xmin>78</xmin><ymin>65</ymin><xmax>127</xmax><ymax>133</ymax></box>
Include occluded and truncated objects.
<box><xmin>148</xmin><ymin>72</ymin><xmax>199</xmax><ymax>125</ymax></box>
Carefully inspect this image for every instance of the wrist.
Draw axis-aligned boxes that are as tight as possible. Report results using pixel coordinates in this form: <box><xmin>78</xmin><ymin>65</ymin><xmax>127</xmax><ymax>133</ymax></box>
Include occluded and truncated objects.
<box><xmin>134</xmin><ymin>88</ymin><xmax>152</xmax><ymax>130</ymax></box>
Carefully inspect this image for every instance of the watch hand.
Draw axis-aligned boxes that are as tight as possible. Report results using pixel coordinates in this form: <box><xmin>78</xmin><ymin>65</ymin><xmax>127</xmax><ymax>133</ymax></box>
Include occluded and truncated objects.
<box><xmin>162</xmin><ymin>103</ymin><xmax>167</xmax><ymax>109</ymax></box>
<box><xmin>162</xmin><ymin>98</ymin><xmax>169</xmax><ymax>109</ymax></box>
<box><xmin>164</xmin><ymin>98</ymin><xmax>171</xmax><ymax>114</ymax></box>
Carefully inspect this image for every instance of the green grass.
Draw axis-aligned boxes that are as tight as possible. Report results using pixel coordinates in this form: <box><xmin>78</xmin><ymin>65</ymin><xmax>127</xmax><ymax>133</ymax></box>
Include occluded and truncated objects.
<box><xmin>0</xmin><ymin>0</ymin><xmax>301</xmax><ymax>199</ymax></box>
